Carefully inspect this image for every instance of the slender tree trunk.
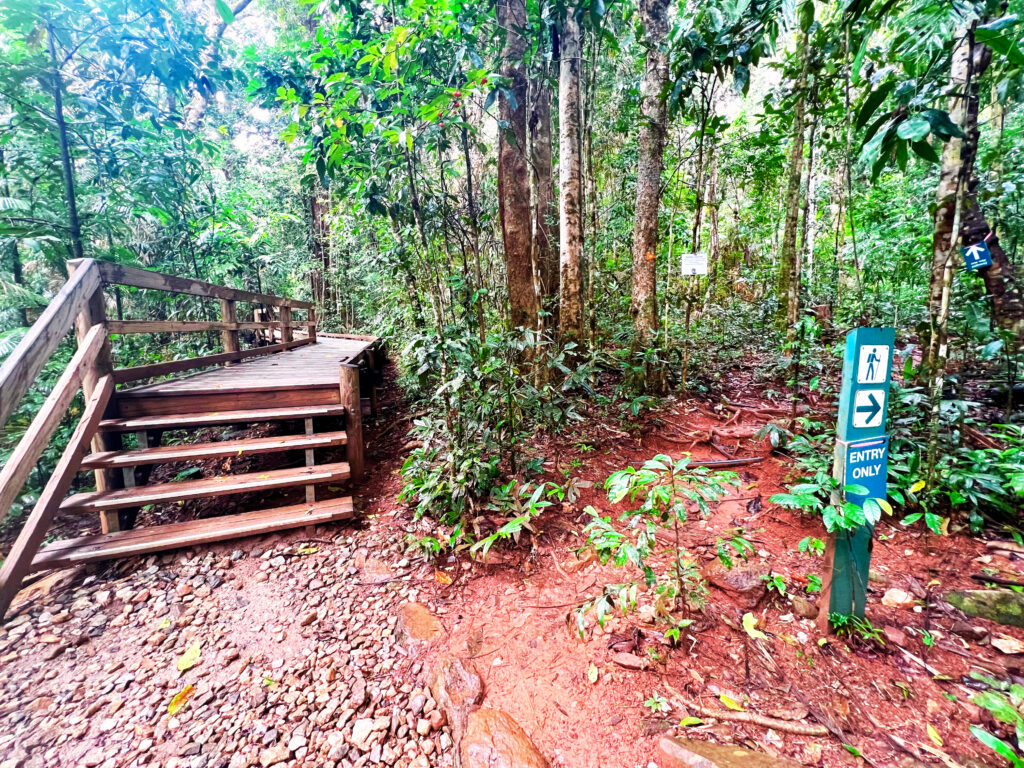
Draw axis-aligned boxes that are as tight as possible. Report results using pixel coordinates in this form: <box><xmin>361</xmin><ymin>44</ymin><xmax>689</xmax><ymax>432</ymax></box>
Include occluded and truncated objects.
<box><xmin>182</xmin><ymin>0</ymin><xmax>255</xmax><ymax>130</ymax></box>
<box><xmin>800</xmin><ymin>117</ymin><xmax>818</xmax><ymax>287</ymax></box>
<box><xmin>703</xmin><ymin>149</ymin><xmax>720</xmax><ymax>304</ymax></box>
<box><xmin>309</xmin><ymin>187</ymin><xmax>330</xmax><ymax>307</ymax></box>
<box><xmin>0</xmin><ymin>147</ymin><xmax>27</xmax><ymax>326</ymax></box>
<box><xmin>776</xmin><ymin>30</ymin><xmax>810</xmax><ymax>335</ymax></box>
<box><xmin>628</xmin><ymin>0</ymin><xmax>670</xmax><ymax>392</ymax></box>
<box><xmin>460</xmin><ymin>113</ymin><xmax>486</xmax><ymax>343</ymax></box>
<box><xmin>47</xmin><ymin>23</ymin><xmax>84</xmax><ymax>262</ymax></box>
<box><xmin>559</xmin><ymin>10</ymin><xmax>585</xmax><ymax>344</ymax></box>
<box><xmin>497</xmin><ymin>0</ymin><xmax>540</xmax><ymax>333</ymax></box>
<box><xmin>584</xmin><ymin>35</ymin><xmax>601</xmax><ymax>345</ymax></box>
<box><xmin>530</xmin><ymin>75</ymin><xmax>558</xmax><ymax>328</ymax></box>
<box><xmin>925</xmin><ymin>31</ymin><xmax>971</xmax><ymax>479</ymax></box>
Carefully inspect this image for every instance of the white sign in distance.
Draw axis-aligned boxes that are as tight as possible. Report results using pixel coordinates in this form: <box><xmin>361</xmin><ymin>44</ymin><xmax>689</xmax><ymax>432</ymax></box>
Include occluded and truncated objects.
<box><xmin>857</xmin><ymin>345</ymin><xmax>890</xmax><ymax>384</ymax></box>
<box><xmin>852</xmin><ymin>389</ymin><xmax>886</xmax><ymax>429</ymax></box>
<box><xmin>680</xmin><ymin>252</ymin><xmax>708</xmax><ymax>276</ymax></box>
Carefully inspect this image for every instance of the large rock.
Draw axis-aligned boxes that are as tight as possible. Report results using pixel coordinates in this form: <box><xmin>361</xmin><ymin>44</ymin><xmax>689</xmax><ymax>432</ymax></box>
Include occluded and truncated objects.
<box><xmin>658</xmin><ymin>736</ymin><xmax>802</xmax><ymax>768</ymax></box>
<box><xmin>399</xmin><ymin>602</ymin><xmax>445</xmax><ymax>651</ymax></box>
<box><xmin>701</xmin><ymin>560</ymin><xmax>770</xmax><ymax>609</ymax></box>
<box><xmin>430</xmin><ymin>656</ymin><xmax>483</xmax><ymax>740</ymax></box>
<box><xmin>461</xmin><ymin>708</ymin><xmax>548</xmax><ymax>768</ymax></box>
<box><xmin>946</xmin><ymin>590</ymin><xmax>1024</xmax><ymax>629</ymax></box>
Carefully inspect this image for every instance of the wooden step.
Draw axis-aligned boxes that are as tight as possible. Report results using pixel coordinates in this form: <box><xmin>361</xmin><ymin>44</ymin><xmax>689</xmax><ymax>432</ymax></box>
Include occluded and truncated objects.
<box><xmin>82</xmin><ymin>431</ymin><xmax>348</xmax><ymax>470</ymax></box>
<box><xmin>61</xmin><ymin>462</ymin><xmax>351</xmax><ymax>513</ymax></box>
<box><xmin>32</xmin><ymin>498</ymin><xmax>355</xmax><ymax>570</ymax></box>
<box><xmin>98</xmin><ymin>404</ymin><xmax>348</xmax><ymax>433</ymax></box>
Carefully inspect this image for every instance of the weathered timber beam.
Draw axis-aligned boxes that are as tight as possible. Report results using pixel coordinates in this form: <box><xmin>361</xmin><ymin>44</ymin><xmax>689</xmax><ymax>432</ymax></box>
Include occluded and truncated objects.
<box><xmin>107</xmin><ymin>320</ymin><xmax>285</xmax><ymax>334</ymax></box>
<box><xmin>0</xmin><ymin>374</ymin><xmax>113</xmax><ymax>620</ymax></box>
<box><xmin>94</xmin><ymin>261</ymin><xmax>313</xmax><ymax>309</ymax></box>
<box><xmin>0</xmin><ymin>259</ymin><xmax>101</xmax><ymax>427</ymax></box>
<box><xmin>0</xmin><ymin>324</ymin><xmax>107</xmax><ymax>522</ymax></box>
<box><xmin>112</xmin><ymin>338</ymin><xmax>313</xmax><ymax>384</ymax></box>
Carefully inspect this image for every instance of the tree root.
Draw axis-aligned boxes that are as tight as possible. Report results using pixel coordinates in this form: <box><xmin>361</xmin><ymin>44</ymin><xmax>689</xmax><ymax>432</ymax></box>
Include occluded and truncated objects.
<box><xmin>662</xmin><ymin>682</ymin><xmax>828</xmax><ymax>736</ymax></box>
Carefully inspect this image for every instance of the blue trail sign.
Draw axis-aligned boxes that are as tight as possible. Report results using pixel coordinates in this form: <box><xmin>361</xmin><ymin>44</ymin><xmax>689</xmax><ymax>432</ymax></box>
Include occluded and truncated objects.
<box><xmin>962</xmin><ymin>240</ymin><xmax>993</xmax><ymax>271</ymax></box>
<box><xmin>822</xmin><ymin>328</ymin><xmax>895</xmax><ymax>627</ymax></box>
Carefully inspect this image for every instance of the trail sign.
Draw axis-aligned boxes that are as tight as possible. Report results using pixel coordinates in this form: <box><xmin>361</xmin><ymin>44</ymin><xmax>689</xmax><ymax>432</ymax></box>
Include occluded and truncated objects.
<box><xmin>821</xmin><ymin>328</ymin><xmax>895</xmax><ymax>627</ymax></box>
<box><xmin>680</xmin><ymin>252</ymin><xmax>708</xmax><ymax>276</ymax></box>
<box><xmin>962</xmin><ymin>240</ymin><xmax>992</xmax><ymax>271</ymax></box>
<box><xmin>836</xmin><ymin>327</ymin><xmax>894</xmax><ymax>442</ymax></box>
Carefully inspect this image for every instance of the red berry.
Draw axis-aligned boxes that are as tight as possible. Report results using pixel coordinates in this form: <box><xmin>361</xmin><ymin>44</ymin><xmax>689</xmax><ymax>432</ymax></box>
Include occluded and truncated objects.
<box><xmin>454</xmin><ymin>91</ymin><xmax>461</xmax><ymax>97</ymax></box>
<box><xmin>481</xmin><ymin>77</ymin><xmax>488</xmax><ymax>85</ymax></box>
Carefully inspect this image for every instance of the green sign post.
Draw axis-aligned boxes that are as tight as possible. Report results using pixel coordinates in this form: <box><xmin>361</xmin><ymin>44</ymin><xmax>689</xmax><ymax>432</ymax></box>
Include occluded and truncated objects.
<box><xmin>819</xmin><ymin>327</ymin><xmax>895</xmax><ymax>628</ymax></box>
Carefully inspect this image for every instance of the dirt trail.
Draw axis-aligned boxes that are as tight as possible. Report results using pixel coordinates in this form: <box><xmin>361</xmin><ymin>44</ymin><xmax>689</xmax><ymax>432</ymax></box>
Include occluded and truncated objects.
<box><xmin>1</xmin><ymin>370</ymin><xmax>1021</xmax><ymax>768</ymax></box>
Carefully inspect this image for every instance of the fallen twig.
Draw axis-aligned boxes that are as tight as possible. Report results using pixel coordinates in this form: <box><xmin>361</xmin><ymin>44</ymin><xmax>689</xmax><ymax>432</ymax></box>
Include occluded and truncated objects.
<box><xmin>661</xmin><ymin>682</ymin><xmax>828</xmax><ymax>736</ymax></box>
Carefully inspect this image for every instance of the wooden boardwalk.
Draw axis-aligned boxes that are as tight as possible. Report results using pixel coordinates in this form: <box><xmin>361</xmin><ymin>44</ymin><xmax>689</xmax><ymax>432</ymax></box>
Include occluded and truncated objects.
<box><xmin>0</xmin><ymin>260</ymin><xmax>383</xmax><ymax>617</ymax></box>
<box><xmin>123</xmin><ymin>335</ymin><xmax>375</xmax><ymax>395</ymax></box>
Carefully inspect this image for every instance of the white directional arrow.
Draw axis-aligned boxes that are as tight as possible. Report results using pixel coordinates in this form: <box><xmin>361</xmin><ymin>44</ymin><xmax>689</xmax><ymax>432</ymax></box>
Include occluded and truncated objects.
<box><xmin>965</xmin><ymin>243</ymin><xmax>986</xmax><ymax>260</ymax></box>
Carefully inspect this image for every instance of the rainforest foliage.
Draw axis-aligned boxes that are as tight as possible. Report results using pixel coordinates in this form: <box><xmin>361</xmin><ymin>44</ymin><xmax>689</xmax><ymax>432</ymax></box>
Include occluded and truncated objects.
<box><xmin>2</xmin><ymin>0</ymin><xmax>1024</xmax><ymax>556</ymax></box>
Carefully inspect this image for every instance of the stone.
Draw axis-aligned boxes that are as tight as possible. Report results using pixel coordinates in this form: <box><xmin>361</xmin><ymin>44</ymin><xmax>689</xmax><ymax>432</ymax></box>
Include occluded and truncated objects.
<box><xmin>430</xmin><ymin>656</ymin><xmax>483</xmax><ymax>740</ymax></box>
<box><xmin>259</xmin><ymin>742</ymin><xmax>289</xmax><ymax>767</ymax></box>
<box><xmin>611</xmin><ymin>652</ymin><xmax>645</xmax><ymax>670</ymax></box>
<box><xmin>398</xmin><ymin>603</ymin><xmax>444</xmax><ymax>650</ymax></box>
<box><xmin>946</xmin><ymin>590</ymin><xmax>1024</xmax><ymax>629</ymax></box>
<box><xmin>790</xmin><ymin>595</ymin><xmax>818</xmax><ymax>620</ymax></box>
<box><xmin>657</xmin><ymin>736</ymin><xmax>802</xmax><ymax>768</ymax></box>
<box><xmin>882</xmin><ymin>588</ymin><xmax>914</xmax><ymax>608</ymax></box>
<box><xmin>460</xmin><ymin>709</ymin><xmax>548</xmax><ymax>768</ymax></box>
<box><xmin>883</xmin><ymin>626</ymin><xmax>907</xmax><ymax>646</ymax></box>
<box><xmin>701</xmin><ymin>560</ymin><xmax>770</xmax><ymax>609</ymax></box>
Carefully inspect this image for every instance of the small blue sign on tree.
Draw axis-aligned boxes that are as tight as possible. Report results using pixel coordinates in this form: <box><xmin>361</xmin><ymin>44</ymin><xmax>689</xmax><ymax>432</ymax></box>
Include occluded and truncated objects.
<box><xmin>962</xmin><ymin>240</ymin><xmax>993</xmax><ymax>271</ymax></box>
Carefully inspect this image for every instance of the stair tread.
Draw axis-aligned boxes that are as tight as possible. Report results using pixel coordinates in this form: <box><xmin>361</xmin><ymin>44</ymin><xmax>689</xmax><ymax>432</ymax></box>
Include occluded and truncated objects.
<box><xmin>98</xmin><ymin>404</ymin><xmax>347</xmax><ymax>432</ymax></box>
<box><xmin>61</xmin><ymin>462</ymin><xmax>351</xmax><ymax>513</ymax></box>
<box><xmin>32</xmin><ymin>498</ymin><xmax>355</xmax><ymax>570</ymax></box>
<box><xmin>82</xmin><ymin>431</ymin><xmax>348</xmax><ymax>469</ymax></box>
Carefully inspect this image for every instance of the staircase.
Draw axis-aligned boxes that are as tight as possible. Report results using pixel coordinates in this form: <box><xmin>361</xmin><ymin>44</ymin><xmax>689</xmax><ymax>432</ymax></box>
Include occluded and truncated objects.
<box><xmin>0</xmin><ymin>259</ymin><xmax>379</xmax><ymax>618</ymax></box>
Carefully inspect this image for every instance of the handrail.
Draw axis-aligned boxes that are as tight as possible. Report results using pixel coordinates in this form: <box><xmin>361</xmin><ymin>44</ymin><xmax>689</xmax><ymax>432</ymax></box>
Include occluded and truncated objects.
<box><xmin>0</xmin><ymin>259</ymin><xmax>318</xmax><ymax>618</ymax></box>
<box><xmin>92</xmin><ymin>260</ymin><xmax>314</xmax><ymax>309</ymax></box>
<box><xmin>0</xmin><ymin>259</ymin><xmax>101</xmax><ymax>427</ymax></box>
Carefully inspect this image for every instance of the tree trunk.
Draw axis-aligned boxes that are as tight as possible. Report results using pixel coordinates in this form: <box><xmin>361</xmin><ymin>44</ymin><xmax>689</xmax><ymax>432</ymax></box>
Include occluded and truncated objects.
<box><xmin>925</xmin><ymin>30</ymin><xmax>971</xmax><ymax>479</ymax></box>
<box><xmin>0</xmin><ymin>147</ymin><xmax>27</xmax><ymax>326</ymax></box>
<box><xmin>628</xmin><ymin>0</ymin><xmax>670</xmax><ymax>392</ymax></box>
<box><xmin>775</xmin><ymin>30</ymin><xmax>810</xmax><ymax>335</ymax></box>
<box><xmin>530</xmin><ymin>75</ymin><xmax>558</xmax><ymax>328</ymax></box>
<box><xmin>960</xmin><ymin>43</ymin><xmax>1024</xmax><ymax>344</ymax></box>
<box><xmin>309</xmin><ymin>187</ymin><xmax>330</xmax><ymax>307</ymax></box>
<box><xmin>497</xmin><ymin>0</ymin><xmax>540</xmax><ymax>332</ymax></box>
<box><xmin>46</xmin><ymin>24</ymin><xmax>84</xmax><ymax>263</ymax></box>
<box><xmin>801</xmin><ymin>117</ymin><xmax>818</xmax><ymax>287</ymax></box>
<box><xmin>559</xmin><ymin>10</ymin><xmax>585</xmax><ymax>344</ymax></box>
<box><xmin>460</xmin><ymin>112</ymin><xmax>487</xmax><ymax>343</ymax></box>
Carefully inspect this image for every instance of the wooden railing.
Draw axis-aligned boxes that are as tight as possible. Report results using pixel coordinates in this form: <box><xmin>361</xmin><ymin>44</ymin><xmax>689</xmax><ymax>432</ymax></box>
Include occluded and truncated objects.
<box><xmin>0</xmin><ymin>259</ymin><xmax>316</xmax><ymax>612</ymax></box>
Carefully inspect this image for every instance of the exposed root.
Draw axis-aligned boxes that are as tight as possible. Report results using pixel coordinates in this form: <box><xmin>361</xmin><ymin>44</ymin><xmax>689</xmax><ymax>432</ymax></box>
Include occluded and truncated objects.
<box><xmin>662</xmin><ymin>682</ymin><xmax>828</xmax><ymax>736</ymax></box>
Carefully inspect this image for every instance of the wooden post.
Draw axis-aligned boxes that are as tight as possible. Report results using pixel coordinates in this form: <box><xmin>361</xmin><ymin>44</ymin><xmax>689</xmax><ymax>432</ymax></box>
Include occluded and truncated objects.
<box><xmin>219</xmin><ymin>299</ymin><xmax>239</xmax><ymax>366</ymax></box>
<box><xmin>307</xmin><ymin>306</ymin><xmax>317</xmax><ymax>344</ymax></box>
<box><xmin>304</xmin><ymin>417</ymin><xmax>316</xmax><ymax>503</ymax></box>
<box><xmin>67</xmin><ymin>259</ymin><xmax>121</xmax><ymax>534</ymax></box>
<box><xmin>339</xmin><ymin>364</ymin><xmax>363</xmax><ymax>483</ymax></box>
<box><xmin>280</xmin><ymin>305</ymin><xmax>293</xmax><ymax>343</ymax></box>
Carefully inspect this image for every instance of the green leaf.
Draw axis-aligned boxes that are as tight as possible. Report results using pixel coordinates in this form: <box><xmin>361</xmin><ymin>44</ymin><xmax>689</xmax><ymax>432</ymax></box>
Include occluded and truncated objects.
<box><xmin>896</xmin><ymin>116</ymin><xmax>930</xmax><ymax>141</ymax></box>
<box><xmin>215</xmin><ymin>0</ymin><xmax>235</xmax><ymax>24</ymax></box>
<box><xmin>922</xmin><ymin>109</ymin><xmax>964</xmax><ymax>139</ymax></box>
<box><xmin>856</xmin><ymin>81</ymin><xmax>895</xmax><ymax>130</ymax></box>
<box><xmin>970</xmin><ymin>726</ymin><xmax>1024</xmax><ymax>768</ymax></box>
<box><xmin>910</xmin><ymin>140</ymin><xmax>940</xmax><ymax>164</ymax></box>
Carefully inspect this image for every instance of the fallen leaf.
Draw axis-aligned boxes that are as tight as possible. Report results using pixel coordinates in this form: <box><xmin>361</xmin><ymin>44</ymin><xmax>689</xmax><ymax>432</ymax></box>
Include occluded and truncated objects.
<box><xmin>719</xmin><ymin>694</ymin><xmax>744</xmax><ymax>711</ymax></box>
<box><xmin>992</xmin><ymin>634</ymin><xmax>1024</xmax><ymax>655</ymax></box>
<box><xmin>177</xmin><ymin>640</ymin><xmax>202</xmax><ymax>673</ymax></box>
<box><xmin>587</xmin><ymin>664</ymin><xmax>598</xmax><ymax>684</ymax></box>
<box><xmin>168</xmin><ymin>685</ymin><xmax>195</xmax><ymax>715</ymax></box>
<box><xmin>296</xmin><ymin>545</ymin><xmax>318</xmax><ymax>556</ymax></box>
<box><xmin>742</xmin><ymin>612</ymin><xmax>768</xmax><ymax>641</ymax></box>
<box><xmin>434</xmin><ymin>570</ymin><xmax>452</xmax><ymax>585</ymax></box>
<box><xmin>927</xmin><ymin>724</ymin><xmax>943</xmax><ymax>747</ymax></box>
<box><xmin>910</xmin><ymin>480</ymin><xmax>926</xmax><ymax>493</ymax></box>
<box><xmin>680</xmin><ymin>716</ymin><xmax>703</xmax><ymax>727</ymax></box>
<box><xmin>158</xmin><ymin>618</ymin><xmax>171</xmax><ymax>629</ymax></box>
